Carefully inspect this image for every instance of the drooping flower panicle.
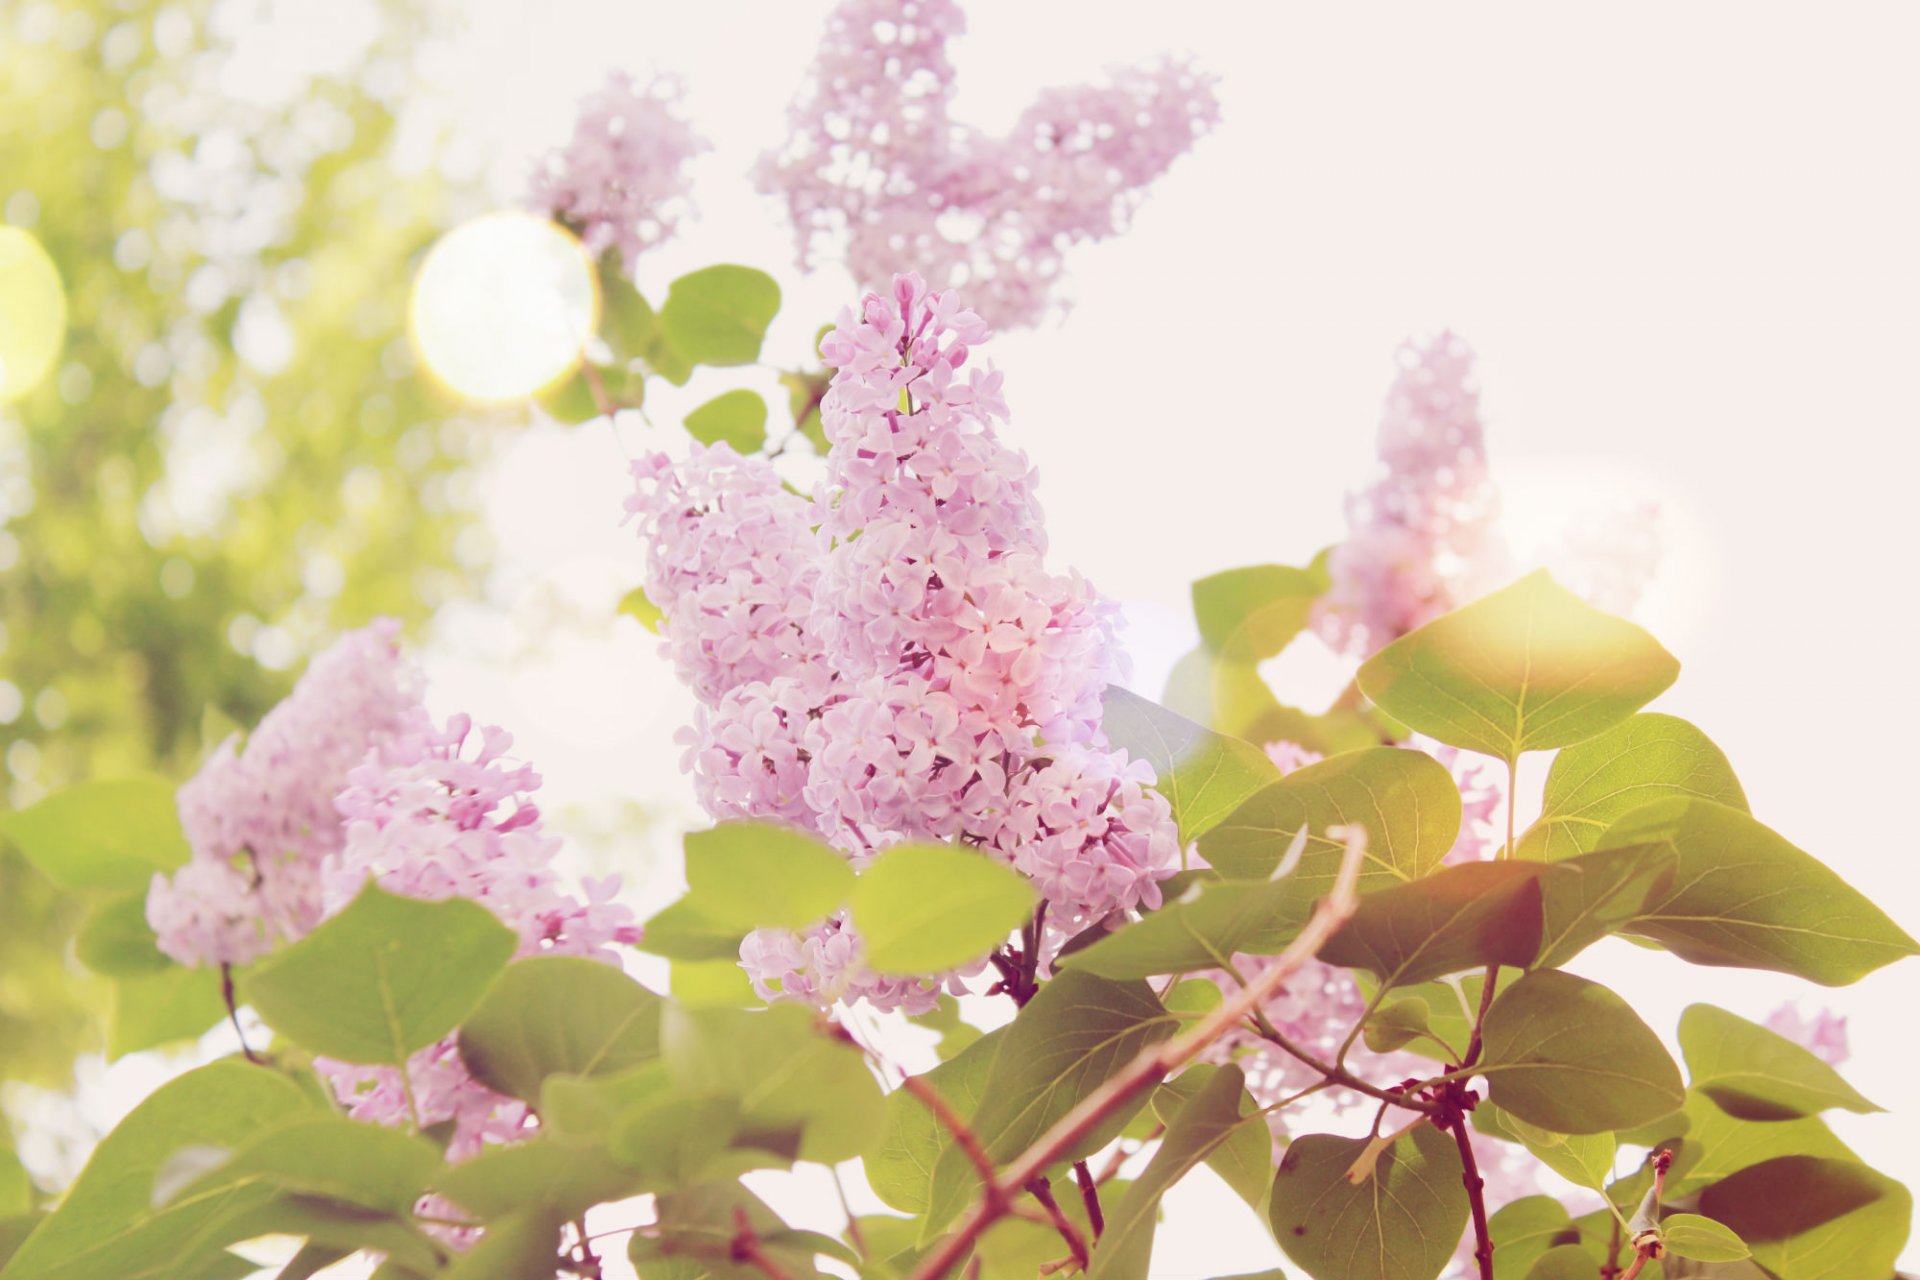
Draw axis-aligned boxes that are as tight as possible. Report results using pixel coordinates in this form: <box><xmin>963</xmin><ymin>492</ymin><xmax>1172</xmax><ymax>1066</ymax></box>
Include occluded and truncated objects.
<box><xmin>758</xmin><ymin>0</ymin><xmax>1219</xmax><ymax>328</ymax></box>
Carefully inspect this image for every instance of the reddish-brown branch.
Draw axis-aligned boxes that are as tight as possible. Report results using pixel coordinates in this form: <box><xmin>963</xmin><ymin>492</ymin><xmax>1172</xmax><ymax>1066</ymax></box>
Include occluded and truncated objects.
<box><xmin>1025</xmin><ymin>1176</ymin><xmax>1090</xmax><ymax>1270</ymax></box>
<box><xmin>730</xmin><ymin>1207</ymin><xmax>798</xmax><ymax>1280</ymax></box>
<box><xmin>1071</xmin><ymin>1160</ymin><xmax>1105</xmax><ymax>1239</ymax></box>
<box><xmin>1443</xmin><ymin>1098</ymin><xmax>1493</xmax><ymax>1280</ymax></box>
<box><xmin>904</xmin><ymin>825</ymin><xmax>1371</xmax><ymax>1280</ymax></box>
<box><xmin>899</xmin><ymin>1073</ymin><xmax>1004</xmax><ymax>1210</ymax></box>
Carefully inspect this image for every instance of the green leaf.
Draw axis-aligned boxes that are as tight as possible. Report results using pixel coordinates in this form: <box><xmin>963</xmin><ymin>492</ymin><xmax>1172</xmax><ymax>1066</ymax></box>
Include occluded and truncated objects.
<box><xmin>1660</xmin><ymin>1213</ymin><xmax>1749</xmax><ymax>1262</ymax></box>
<box><xmin>619</xmin><ymin>586</ymin><xmax>665</xmax><ymax>635</ymax></box>
<box><xmin>1193</xmin><ymin>563</ymin><xmax>1326</xmax><ymax>659</ymax></box>
<box><xmin>1198</xmin><ymin>747</ymin><xmax>1461</xmax><ymax>886</ymax></box>
<box><xmin>1357</xmin><ymin>571</ymin><xmax>1680</xmax><ymax>763</ymax></box>
<box><xmin>923</xmin><ymin>972</ymin><xmax>1179</xmax><ymax>1236</ymax></box>
<box><xmin>635</xmin><ymin>897</ymin><xmax>745</xmax><ymax>962</ymax></box>
<box><xmin>0</xmin><ymin>1150</ymin><xmax>29</xmax><ymax>1219</ymax></box>
<box><xmin>74</xmin><ymin>891</ymin><xmax>171</xmax><ymax>976</ymax></box>
<box><xmin>1090</xmin><ymin>1066</ymin><xmax>1263</xmax><ymax>1280</ymax></box>
<box><xmin>659</xmin><ymin>266</ymin><xmax>781</xmax><ymax>367</ymax></box>
<box><xmin>174</xmin><ymin>1117</ymin><xmax>441</xmax><ymax>1216</ymax></box>
<box><xmin>866</xmin><ymin>1028</ymin><xmax>1003</xmax><ymax>1215</ymax></box>
<box><xmin>1488</xmin><ymin>1196</ymin><xmax>1578</xmax><ymax>1280</ymax></box>
<box><xmin>244</xmin><ymin>881</ymin><xmax>517</xmax><ymax>1063</ymax></box>
<box><xmin>1600</xmin><ymin>797</ymin><xmax>1920</xmax><ymax>985</ymax></box>
<box><xmin>1665</xmin><ymin>1090</ymin><xmax>1855</xmax><ymax>1194</ymax></box>
<box><xmin>1320</xmin><ymin>860</ymin><xmax>1548</xmax><ymax>988</ymax></box>
<box><xmin>1530</xmin><ymin>842</ymin><xmax>1678</xmax><ymax>969</ymax></box>
<box><xmin>683</xmin><ymin>388</ymin><xmax>770</xmax><ymax>453</ymax></box>
<box><xmin>1720</xmin><ymin>1162</ymin><xmax>1911</xmax><ymax>1280</ymax></box>
<box><xmin>601</xmin><ymin>269</ymin><xmax>691</xmax><ymax>385</ymax></box>
<box><xmin>1523</xmin><ymin>1245</ymin><xmax>1598</xmax><ymax>1280</ymax></box>
<box><xmin>0</xmin><ymin>777</ymin><xmax>189</xmax><ymax>894</ymax></box>
<box><xmin>1363</xmin><ymin>996</ymin><xmax>1439</xmax><ymax>1054</ymax></box>
<box><xmin>271</xmin><ymin>1242</ymin><xmax>352</xmax><ymax>1280</ymax></box>
<box><xmin>443</xmin><ymin>1207</ymin><xmax>567</xmax><ymax>1280</ymax></box>
<box><xmin>1507</xmin><ymin>1119</ymin><xmax>1615</xmax><ymax>1190</ymax></box>
<box><xmin>634</xmin><ymin>1182</ymin><xmax>831</xmax><ymax>1279</ymax></box>
<box><xmin>1100</xmin><ymin>686</ymin><xmax>1281</xmax><ymax>843</ymax></box>
<box><xmin>1268</xmin><ymin>1122</ymin><xmax>1467</xmax><ymax>1280</ymax></box>
<box><xmin>0</xmin><ymin>1062</ymin><xmax>312</xmax><ymax>1280</ymax></box>
<box><xmin>1150</xmin><ymin>1064</ymin><xmax>1272</xmax><ymax>1211</ymax></box>
<box><xmin>850</xmin><ymin>843</ymin><xmax>1035</xmax><ymax>975</ymax></box>
<box><xmin>105</xmin><ymin>965</ymin><xmax>227</xmax><ymax>1060</ymax></box>
<box><xmin>456</xmin><ymin>956</ymin><xmax>662</xmax><ymax>1105</ymax></box>
<box><xmin>1362</xmin><ymin>970</ymin><xmax>1516</xmax><ymax>1065</ymax></box>
<box><xmin>435</xmin><ymin>1142</ymin><xmax>638</xmax><ymax>1220</ymax></box>
<box><xmin>684</xmin><ymin>821</ymin><xmax>856</xmax><ymax>934</ymax></box>
<box><xmin>670</xmin><ymin>957</ymin><xmax>759</xmax><ymax>1007</ymax></box>
<box><xmin>609</xmin><ymin>1090</ymin><xmax>751</xmax><ymax>1188</ymax></box>
<box><xmin>1677</xmin><ymin>1003</ymin><xmax>1878</xmax><ymax>1120</ymax></box>
<box><xmin>661</xmin><ymin>1003</ymin><xmax>883</xmax><ymax>1164</ymax></box>
<box><xmin>1059</xmin><ymin>872</ymin><xmax>1300</xmax><ymax>980</ymax></box>
<box><xmin>1516</xmin><ymin>714</ymin><xmax>1747</xmax><ymax>859</ymax></box>
<box><xmin>1479</xmin><ymin>970</ymin><xmax>1684</xmax><ymax>1134</ymax></box>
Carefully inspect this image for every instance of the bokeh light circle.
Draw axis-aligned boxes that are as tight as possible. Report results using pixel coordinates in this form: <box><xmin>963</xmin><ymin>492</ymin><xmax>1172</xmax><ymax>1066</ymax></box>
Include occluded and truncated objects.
<box><xmin>0</xmin><ymin>226</ymin><xmax>68</xmax><ymax>404</ymax></box>
<box><xmin>407</xmin><ymin>212</ymin><xmax>598</xmax><ymax>403</ymax></box>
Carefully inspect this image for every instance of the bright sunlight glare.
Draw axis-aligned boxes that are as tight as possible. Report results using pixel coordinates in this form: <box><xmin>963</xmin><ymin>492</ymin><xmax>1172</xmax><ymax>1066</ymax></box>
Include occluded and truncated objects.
<box><xmin>0</xmin><ymin>226</ymin><xmax>67</xmax><ymax>404</ymax></box>
<box><xmin>407</xmin><ymin>211</ymin><xmax>598</xmax><ymax>404</ymax></box>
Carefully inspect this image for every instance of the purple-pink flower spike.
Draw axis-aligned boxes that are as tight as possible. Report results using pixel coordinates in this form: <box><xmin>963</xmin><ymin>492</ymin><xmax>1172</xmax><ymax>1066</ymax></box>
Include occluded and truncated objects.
<box><xmin>528</xmin><ymin>71</ymin><xmax>708</xmax><ymax>273</ymax></box>
<box><xmin>1767</xmin><ymin>1001</ymin><xmax>1851</xmax><ymax>1067</ymax></box>
<box><xmin>627</xmin><ymin>273</ymin><xmax>1181</xmax><ymax>1011</ymax></box>
<box><xmin>1314</xmin><ymin>332</ymin><xmax>1506</xmax><ymax>659</ymax></box>
<box><xmin>757</xmin><ymin>0</ymin><xmax>1220</xmax><ymax>328</ymax></box>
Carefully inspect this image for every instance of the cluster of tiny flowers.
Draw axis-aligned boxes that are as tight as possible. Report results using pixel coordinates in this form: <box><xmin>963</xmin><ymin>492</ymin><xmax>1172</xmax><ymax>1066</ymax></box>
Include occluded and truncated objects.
<box><xmin>756</xmin><ymin>0</ymin><xmax>1219</xmax><ymax>328</ymax></box>
<box><xmin>147</xmin><ymin>620</ymin><xmax>424</xmax><ymax>967</ymax></box>
<box><xmin>628</xmin><ymin>273</ymin><xmax>1181</xmax><ymax>1011</ymax></box>
<box><xmin>1767</xmin><ymin>1001</ymin><xmax>1850</xmax><ymax>1066</ymax></box>
<box><xmin>528</xmin><ymin>71</ymin><xmax>707</xmax><ymax>273</ymax></box>
<box><xmin>1314</xmin><ymin>332</ymin><xmax>1507</xmax><ymax>658</ymax></box>
<box><xmin>316</xmin><ymin>714</ymin><xmax>641</xmax><ymax>1164</ymax></box>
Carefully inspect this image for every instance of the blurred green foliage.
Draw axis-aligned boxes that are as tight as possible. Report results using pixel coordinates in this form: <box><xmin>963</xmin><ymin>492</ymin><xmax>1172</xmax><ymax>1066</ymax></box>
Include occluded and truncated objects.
<box><xmin>0</xmin><ymin>0</ymin><xmax>495</xmax><ymax>1085</ymax></box>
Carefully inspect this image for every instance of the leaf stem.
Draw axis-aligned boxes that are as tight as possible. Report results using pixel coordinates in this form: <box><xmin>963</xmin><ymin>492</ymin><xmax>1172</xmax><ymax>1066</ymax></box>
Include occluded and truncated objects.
<box><xmin>1072</xmin><ymin>1160</ymin><xmax>1105</xmax><ymax>1239</ymax></box>
<box><xmin>1025</xmin><ymin>1175</ymin><xmax>1090</xmax><ymax>1269</ymax></box>
<box><xmin>219</xmin><ymin>963</ymin><xmax>261</xmax><ymax>1065</ymax></box>
<box><xmin>1443</xmin><ymin>1101</ymin><xmax>1494</xmax><ymax>1280</ymax></box>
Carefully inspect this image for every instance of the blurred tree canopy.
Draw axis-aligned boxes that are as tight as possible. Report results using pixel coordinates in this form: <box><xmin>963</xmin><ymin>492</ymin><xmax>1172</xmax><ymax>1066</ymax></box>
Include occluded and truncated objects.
<box><xmin>0</xmin><ymin>0</ymin><xmax>498</xmax><ymax>1085</ymax></box>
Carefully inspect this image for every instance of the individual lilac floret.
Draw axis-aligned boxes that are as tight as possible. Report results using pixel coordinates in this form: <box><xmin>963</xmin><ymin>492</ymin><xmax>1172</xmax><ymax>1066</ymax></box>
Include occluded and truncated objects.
<box><xmin>1314</xmin><ymin>333</ymin><xmax>1507</xmax><ymax>658</ymax></box>
<box><xmin>630</xmin><ymin>274</ymin><xmax>1181</xmax><ymax>1010</ymax></box>
<box><xmin>146</xmin><ymin>620</ymin><xmax>424</xmax><ymax>967</ymax></box>
<box><xmin>528</xmin><ymin>71</ymin><xmax>707</xmax><ymax>273</ymax></box>
<box><xmin>757</xmin><ymin>0</ymin><xmax>1219</xmax><ymax>328</ymax></box>
<box><xmin>315</xmin><ymin>714</ymin><xmax>641</xmax><ymax>1171</ymax></box>
<box><xmin>1767</xmin><ymin>1002</ymin><xmax>1851</xmax><ymax>1066</ymax></box>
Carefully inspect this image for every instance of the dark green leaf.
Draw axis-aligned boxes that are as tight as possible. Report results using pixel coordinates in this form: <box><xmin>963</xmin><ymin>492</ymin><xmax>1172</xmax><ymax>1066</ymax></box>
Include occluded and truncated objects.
<box><xmin>456</xmin><ymin>955</ymin><xmax>663</xmax><ymax>1104</ymax></box>
<box><xmin>442</xmin><ymin>1207</ymin><xmax>566</xmax><ymax>1280</ymax></box>
<box><xmin>174</xmin><ymin>1117</ymin><xmax>441</xmax><ymax>1215</ymax></box>
<box><xmin>634</xmin><ymin>1182</ymin><xmax>829</xmax><ymax>1280</ymax></box>
<box><xmin>866</xmin><ymin>1028</ymin><xmax>1003</xmax><ymax>1214</ymax></box>
<box><xmin>1600</xmin><ymin>798</ymin><xmax>1920</xmax><ymax>985</ymax></box>
<box><xmin>1153</xmin><ymin>1064</ymin><xmax>1273</xmax><ymax>1211</ymax></box>
<box><xmin>1677</xmin><ymin>1003</ymin><xmax>1878</xmax><ymax>1120</ymax></box>
<box><xmin>1516</xmin><ymin>714</ymin><xmax>1747</xmax><ymax>859</ymax></box>
<box><xmin>436</xmin><ymin>1142</ymin><xmax>638</xmax><ymax>1220</ymax></box>
<box><xmin>1198</xmin><ymin>747</ymin><xmax>1461</xmax><ymax>886</ymax></box>
<box><xmin>105</xmin><ymin>965</ymin><xmax>226</xmax><ymax>1060</ymax></box>
<box><xmin>1091</xmin><ymin>1066</ymin><xmax>1263</xmax><ymax>1280</ymax></box>
<box><xmin>1268</xmin><ymin>1123</ymin><xmax>1467</xmax><ymax>1280</ymax></box>
<box><xmin>684</xmin><ymin>389</ymin><xmax>769</xmax><ymax>453</ymax></box>
<box><xmin>850</xmin><ymin>843</ymin><xmax>1035</xmax><ymax>975</ymax></box>
<box><xmin>1363</xmin><ymin>996</ymin><xmax>1439</xmax><ymax>1054</ymax></box>
<box><xmin>1059</xmin><ymin>872</ymin><xmax>1300</xmax><ymax>980</ymax></box>
<box><xmin>1321</xmin><ymin>860</ymin><xmax>1548</xmax><ymax>988</ymax></box>
<box><xmin>1524</xmin><ymin>1245</ymin><xmax>1599</xmax><ymax>1280</ymax></box>
<box><xmin>1101</xmin><ymin>686</ymin><xmax>1281</xmax><ymax>843</ymax></box>
<box><xmin>1665</xmin><ymin>1090</ymin><xmax>1855</xmax><ymax>1196</ymax></box>
<box><xmin>1479</xmin><ymin>970</ymin><xmax>1684</xmax><ymax>1133</ymax></box>
<box><xmin>1729</xmin><ymin>1164</ymin><xmax>1910</xmax><ymax>1280</ymax></box>
<box><xmin>684</xmin><ymin>821</ymin><xmax>856</xmax><ymax>934</ymax></box>
<box><xmin>659</xmin><ymin>266</ymin><xmax>781</xmax><ymax>367</ymax></box>
<box><xmin>1696</xmin><ymin>1156</ymin><xmax>1886</xmax><ymax>1242</ymax></box>
<box><xmin>244</xmin><ymin>881</ymin><xmax>517</xmax><ymax>1063</ymax></box>
<box><xmin>923</xmin><ymin>972</ymin><xmax>1179</xmax><ymax>1236</ymax></box>
<box><xmin>1357</xmin><ymin>571</ymin><xmax>1680</xmax><ymax>762</ymax></box>
<box><xmin>0</xmin><ymin>777</ymin><xmax>189</xmax><ymax>894</ymax></box>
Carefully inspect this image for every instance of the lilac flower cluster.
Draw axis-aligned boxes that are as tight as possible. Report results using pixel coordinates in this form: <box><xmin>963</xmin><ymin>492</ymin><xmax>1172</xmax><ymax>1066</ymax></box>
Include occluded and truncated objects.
<box><xmin>1313</xmin><ymin>333</ymin><xmax>1506</xmax><ymax>658</ymax></box>
<box><xmin>528</xmin><ymin>71</ymin><xmax>707</xmax><ymax>273</ymax></box>
<box><xmin>627</xmin><ymin>274</ymin><xmax>1181</xmax><ymax>1011</ymax></box>
<box><xmin>146</xmin><ymin>623</ymin><xmax>641</xmax><ymax>1196</ymax></box>
<box><xmin>757</xmin><ymin>0</ymin><xmax>1219</xmax><ymax>328</ymax></box>
<box><xmin>316</xmin><ymin>715</ymin><xmax>640</xmax><ymax>1165</ymax></box>
<box><xmin>146</xmin><ymin>620</ymin><xmax>423</xmax><ymax>967</ymax></box>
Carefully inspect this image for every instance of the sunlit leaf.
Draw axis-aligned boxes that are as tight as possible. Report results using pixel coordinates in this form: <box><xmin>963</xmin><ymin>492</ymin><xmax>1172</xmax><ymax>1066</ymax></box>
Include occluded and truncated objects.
<box><xmin>1677</xmin><ymin>1003</ymin><xmax>1878</xmax><ymax>1120</ymax></box>
<box><xmin>1479</xmin><ymin>970</ymin><xmax>1684</xmax><ymax>1134</ymax></box>
<box><xmin>1516</xmin><ymin>714</ymin><xmax>1746</xmax><ymax>859</ymax></box>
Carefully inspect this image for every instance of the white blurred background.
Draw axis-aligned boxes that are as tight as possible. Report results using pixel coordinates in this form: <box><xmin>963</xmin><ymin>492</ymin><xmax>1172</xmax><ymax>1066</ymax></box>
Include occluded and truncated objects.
<box><xmin>27</xmin><ymin>1</ymin><xmax>1920</xmax><ymax>1274</ymax></box>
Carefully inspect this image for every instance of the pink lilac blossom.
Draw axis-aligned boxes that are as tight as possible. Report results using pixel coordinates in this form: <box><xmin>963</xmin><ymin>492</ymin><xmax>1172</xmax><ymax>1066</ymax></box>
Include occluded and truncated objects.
<box><xmin>528</xmin><ymin>71</ymin><xmax>707</xmax><ymax>273</ymax></box>
<box><xmin>1314</xmin><ymin>333</ymin><xmax>1507</xmax><ymax>659</ymax></box>
<box><xmin>315</xmin><ymin>714</ymin><xmax>641</xmax><ymax>1181</ymax></box>
<box><xmin>628</xmin><ymin>274</ymin><xmax>1181</xmax><ymax>1011</ymax></box>
<box><xmin>1766</xmin><ymin>1002</ymin><xmax>1851</xmax><ymax>1067</ymax></box>
<box><xmin>146</xmin><ymin>620</ymin><xmax>423</xmax><ymax>967</ymax></box>
<box><xmin>757</xmin><ymin>0</ymin><xmax>1219</xmax><ymax>328</ymax></box>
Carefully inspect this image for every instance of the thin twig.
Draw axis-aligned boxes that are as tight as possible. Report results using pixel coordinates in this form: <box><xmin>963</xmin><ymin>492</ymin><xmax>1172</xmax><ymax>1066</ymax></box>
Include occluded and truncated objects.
<box><xmin>1071</xmin><ymin>1160</ymin><xmax>1105</xmax><ymax>1239</ymax></box>
<box><xmin>904</xmin><ymin>825</ymin><xmax>1372</xmax><ymax>1280</ymax></box>
<box><xmin>730</xmin><ymin>1207</ymin><xmax>798</xmax><ymax>1280</ymax></box>
<box><xmin>1443</xmin><ymin>1096</ymin><xmax>1493</xmax><ymax>1280</ymax></box>
<box><xmin>898</xmin><ymin>1073</ymin><xmax>1003</xmax><ymax>1207</ymax></box>
<box><xmin>220</xmin><ymin>963</ymin><xmax>261</xmax><ymax>1064</ymax></box>
<box><xmin>1025</xmin><ymin>1177</ymin><xmax>1090</xmax><ymax>1270</ymax></box>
